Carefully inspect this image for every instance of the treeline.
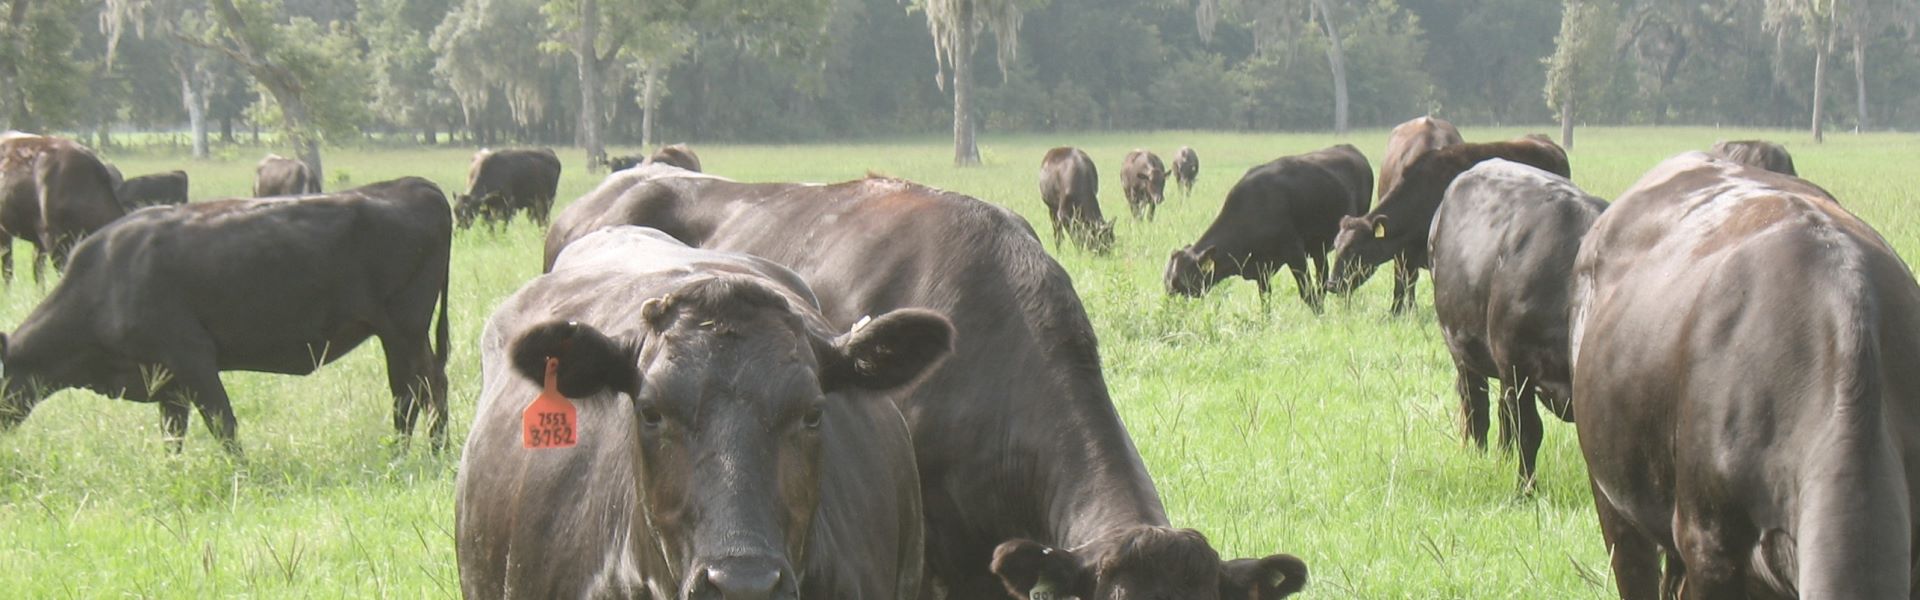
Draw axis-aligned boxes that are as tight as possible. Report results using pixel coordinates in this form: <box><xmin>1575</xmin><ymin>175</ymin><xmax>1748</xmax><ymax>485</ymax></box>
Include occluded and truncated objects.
<box><xmin>3</xmin><ymin>0</ymin><xmax>1917</xmax><ymax>161</ymax></box>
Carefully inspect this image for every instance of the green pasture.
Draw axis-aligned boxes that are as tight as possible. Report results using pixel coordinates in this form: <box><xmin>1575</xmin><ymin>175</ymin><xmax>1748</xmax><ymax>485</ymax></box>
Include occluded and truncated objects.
<box><xmin>0</xmin><ymin>127</ymin><xmax>1914</xmax><ymax>598</ymax></box>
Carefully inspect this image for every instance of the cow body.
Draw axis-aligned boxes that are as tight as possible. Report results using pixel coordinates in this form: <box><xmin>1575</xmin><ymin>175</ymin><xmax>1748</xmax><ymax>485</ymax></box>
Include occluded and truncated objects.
<box><xmin>1328</xmin><ymin>136</ymin><xmax>1571</xmax><ymax>314</ymax></box>
<box><xmin>453</xmin><ymin>148</ymin><xmax>562</xmax><ymax>230</ymax></box>
<box><xmin>254</xmin><ymin>154</ymin><xmax>319</xmax><ymax>197</ymax></box>
<box><xmin>546</xmin><ymin>165</ymin><xmax>1308</xmax><ymax>600</ymax></box>
<box><xmin>1121</xmin><ymin>149</ymin><xmax>1168</xmax><ymax>221</ymax></box>
<box><xmin>1172</xmin><ymin>146</ymin><xmax>1199</xmax><ymax>199</ymax></box>
<box><xmin>0</xmin><ymin>177</ymin><xmax>452</xmax><ymax>453</ymax></box>
<box><xmin>1039</xmin><ymin>147</ymin><xmax>1114</xmax><ymax>253</ymax></box>
<box><xmin>460</xmin><ymin>226</ymin><xmax>942</xmax><ymax>600</ymax></box>
<box><xmin>1570</xmin><ymin>152</ymin><xmax>1920</xmax><ymax>598</ymax></box>
<box><xmin>1709</xmin><ymin>139</ymin><xmax>1797</xmax><ymax>176</ymax></box>
<box><xmin>1165</xmin><ymin>144</ymin><xmax>1372</xmax><ymax>312</ymax></box>
<box><xmin>117</xmin><ymin>170</ymin><xmax>189</xmax><ymax>208</ymax></box>
<box><xmin>1377</xmin><ymin>116</ymin><xmax>1463</xmax><ymax>202</ymax></box>
<box><xmin>1428</xmin><ymin>159</ymin><xmax>1605</xmax><ymax>488</ymax></box>
<box><xmin>0</xmin><ymin>133</ymin><xmax>127</xmax><ymax>282</ymax></box>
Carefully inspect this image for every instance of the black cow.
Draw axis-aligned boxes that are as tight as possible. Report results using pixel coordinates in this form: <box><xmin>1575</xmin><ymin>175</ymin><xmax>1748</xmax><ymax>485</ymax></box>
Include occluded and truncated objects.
<box><xmin>1327</xmin><ymin>136</ymin><xmax>1571</xmax><ymax>314</ymax></box>
<box><xmin>1122</xmin><ymin>149</ymin><xmax>1168</xmax><ymax>221</ymax></box>
<box><xmin>453</xmin><ymin>148</ymin><xmax>562</xmax><ymax>230</ymax></box>
<box><xmin>1039</xmin><ymin>147</ymin><xmax>1115</xmax><ymax>253</ymax></box>
<box><xmin>1172</xmin><ymin>146</ymin><xmax>1199</xmax><ymax>199</ymax></box>
<box><xmin>1429</xmin><ymin>159</ymin><xmax>1605</xmax><ymax>489</ymax></box>
<box><xmin>649</xmin><ymin>143</ymin><xmax>702</xmax><ymax>172</ymax></box>
<box><xmin>117</xmin><ymin>170</ymin><xmax>190</xmax><ymax>208</ymax></box>
<box><xmin>254</xmin><ymin>154</ymin><xmax>319</xmax><ymax>197</ymax></box>
<box><xmin>545</xmin><ymin>164</ymin><xmax>1309</xmax><ymax>600</ymax></box>
<box><xmin>459</xmin><ymin>226</ymin><xmax>947</xmax><ymax>599</ymax></box>
<box><xmin>0</xmin><ymin>133</ymin><xmax>127</xmax><ymax>283</ymax></box>
<box><xmin>1569</xmin><ymin>151</ymin><xmax>1920</xmax><ymax>598</ymax></box>
<box><xmin>1165</xmin><ymin>144</ymin><xmax>1372</xmax><ymax>312</ymax></box>
<box><xmin>0</xmin><ymin>177</ymin><xmax>452</xmax><ymax>454</ymax></box>
<box><xmin>1377</xmin><ymin>116</ymin><xmax>1463</xmax><ymax>202</ymax></box>
<box><xmin>600</xmin><ymin>154</ymin><xmax>645</xmax><ymax>172</ymax></box>
<box><xmin>1709</xmin><ymin>139</ymin><xmax>1797</xmax><ymax>176</ymax></box>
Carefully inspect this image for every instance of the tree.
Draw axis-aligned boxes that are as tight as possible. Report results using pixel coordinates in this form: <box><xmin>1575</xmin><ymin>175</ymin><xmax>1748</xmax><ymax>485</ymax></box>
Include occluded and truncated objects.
<box><xmin>1761</xmin><ymin>0</ymin><xmax>1839</xmax><ymax>141</ymax></box>
<box><xmin>541</xmin><ymin>0</ymin><xmax>641</xmax><ymax>167</ymax></box>
<box><xmin>433</xmin><ymin>0</ymin><xmax>562</xmax><ymax>143</ymax></box>
<box><xmin>2</xmin><ymin>0</ymin><xmax>93</xmax><ymax>132</ymax></box>
<box><xmin>209</xmin><ymin>0</ymin><xmax>370</xmax><ymax>184</ymax></box>
<box><xmin>1836</xmin><ymin>0</ymin><xmax>1918</xmax><ymax>131</ymax></box>
<box><xmin>103</xmin><ymin>0</ymin><xmax>217</xmax><ymax>157</ymax></box>
<box><xmin>361</xmin><ymin>0</ymin><xmax>457</xmax><ymax>143</ymax></box>
<box><xmin>1197</xmin><ymin>0</ymin><xmax>1352</xmax><ymax>134</ymax></box>
<box><xmin>911</xmin><ymin>0</ymin><xmax>1042</xmax><ymax>166</ymax></box>
<box><xmin>1544</xmin><ymin>0</ymin><xmax>1619</xmax><ymax>149</ymax></box>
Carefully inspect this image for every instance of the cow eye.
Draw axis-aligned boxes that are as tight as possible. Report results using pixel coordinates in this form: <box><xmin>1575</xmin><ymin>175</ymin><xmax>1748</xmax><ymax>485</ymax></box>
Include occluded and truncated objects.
<box><xmin>639</xmin><ymin>405</ymin><xmax>664</xmax><ymax>428</ymax></box>
<box><xmin>802</xmin><ymin>406</ymin><xmax>824</xmax><ymax>429</ymax></box>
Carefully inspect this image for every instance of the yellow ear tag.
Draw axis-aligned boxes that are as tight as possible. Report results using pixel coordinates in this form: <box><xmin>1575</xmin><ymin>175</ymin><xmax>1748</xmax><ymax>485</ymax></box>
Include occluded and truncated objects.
<box><xmin>1200</xmin><ymin>258</ymin><xmax>1215</xmax><ymax>274</ymax></box>
<box><xmin>1373</xmin><ymin>222</ymin><xmax>1387</xmax><ymax>238</ymax></box>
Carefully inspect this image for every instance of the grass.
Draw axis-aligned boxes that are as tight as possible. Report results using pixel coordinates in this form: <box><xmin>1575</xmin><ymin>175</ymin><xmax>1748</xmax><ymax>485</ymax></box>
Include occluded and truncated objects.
<box><xmin>1</xmin><ymin>127</ymin><xmax>1915</xmax><ymax>598</ymax></box>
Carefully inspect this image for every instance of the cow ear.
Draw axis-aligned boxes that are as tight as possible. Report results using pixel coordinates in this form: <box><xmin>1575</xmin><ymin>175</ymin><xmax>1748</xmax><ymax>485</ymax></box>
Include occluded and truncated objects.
<box><xmin>820</xmin><ymin>309</ymin><xmax>953</xmax><ymax>392</ymax></box>
<box><xmin>1220</xmin><ymin>554</ymin><xmax>1308</xmax><ymax>600</ymax></box>
<box><xmin>991</xmin><ymin>539</ymin><xmax>1087</xmax><ymax>600</ymax></box>
<box><xmin>509</xmin><ymin>321</ymin><xmax>638</xmax><ymax>398</ymax></box>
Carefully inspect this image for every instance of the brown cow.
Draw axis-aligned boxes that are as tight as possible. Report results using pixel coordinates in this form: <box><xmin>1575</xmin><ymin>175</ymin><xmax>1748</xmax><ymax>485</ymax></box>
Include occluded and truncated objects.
<box><xmin>1709</xmin><ymin>139</ymin><xmax>1797</xmax><ymax>176</ymax></box>
<box><xmin>254</xmin><ymin>154</ymin><xmax>319</xmax><ymax>197</ymax></box>
<box><xmin>1171</xmin><ymin>146</ymin><xmax>1199</xmax><ymax>199</ymax></box>
<box><xmin>1040</xmin><ymin>147</ymin><xmax>1115</xmax><ymax>253</ymax></box>
<box><xmin>649</xmin><ymin>143</ymin><xmax>702</xmax><ymax>172</ymax></box>
<box><xmin>1121</xmin><ymin>149</ymin><xmax>1168</xmax><ymax>221</ymax></box>
<box><xmin>0</xmin><ymin>133</ymin><xmax>127</xmax><ymax>283</ymax></box>
<box><xmin>1376</xmin><ymin>116</ymin><xmax>1463</xmax><ymax>202</ymax></box>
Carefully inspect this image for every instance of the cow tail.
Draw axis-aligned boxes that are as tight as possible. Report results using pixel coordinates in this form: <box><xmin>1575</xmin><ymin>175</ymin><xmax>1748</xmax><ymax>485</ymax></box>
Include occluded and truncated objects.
<box><xmin>434</xmin><ymin>264</ymin><xmax>451</xmax><ymax>370</ymax></box>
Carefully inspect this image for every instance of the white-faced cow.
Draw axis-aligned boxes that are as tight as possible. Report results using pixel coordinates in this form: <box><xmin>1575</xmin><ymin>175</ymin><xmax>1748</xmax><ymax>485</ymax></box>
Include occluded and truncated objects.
<box><xmin>1570</xmin><ymin>152</ymin><xmax>1920</xmax><ymax>598</ymax></box>
<box><xmin>1122</xmin><ymin>149</ymin><xmax>1168</xmax><ymax>221</ymax></box>
<box><xmin>453</xmin><ymin>148</ymin><xmax>562</xmax><ymax>230</ymax></box>
<box><xmin>458</xmin><ymin>226</ymin><xmax>948</xmax><ymax>599</ymax></box>
<box><xmin>1708</xmin><ymin>139</ymin><xmax>1797</xmax><ymax>176</ymax></box>
<box><xmin>1165</xmin><ymin>144</ymin><xmax>1372</xmax><ymax>312</ymax></box>
<box><xmin>1328</xmin><ymin>136</ymin><xmax>1570</xmax><ymax>314</ymax></box>
<box><xmin>117</xmin><ymin>170</ymin><xmax>189</xmax><ymax>208</ymax></box>
<box><xmin>1428</xmin><ymin>159</ymin><xmax>1606</xmax><ymax>489</ymax></box>
<box><xmin>0</xmin><ymin>133</ymin><xmax>127</xmax><ymax>283</ymax></box>
<box><xmin>544</xmin><ymin>164</ymin><xmax>1310</xmax><ymax>600</ymax></box>
<box><xmin>1171</xmin><ymin>146</ymin><xmax>1199</xmax><ymax>199</ymax></box>
<box><xmin>1040</xmin><ymin>147</ymin><xmax>1116</xmax><ymax>253</ymax></box>
<box><xmin>0</xmin><ymin>177</ymin><xmax>451</xmax><ymax>454</ymax></box>
<box><xmin>254</xmin><ymin>154</ymin><xmax>319</xmax><ymax>197</ymax></box>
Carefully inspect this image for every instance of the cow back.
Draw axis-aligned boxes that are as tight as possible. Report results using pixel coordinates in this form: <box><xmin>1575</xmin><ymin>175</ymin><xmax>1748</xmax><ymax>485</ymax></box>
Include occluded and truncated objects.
<box><xmin>1378</xmin><ymin>116</ymin><xmax>1463</xmax><ymax>201</ymax></box>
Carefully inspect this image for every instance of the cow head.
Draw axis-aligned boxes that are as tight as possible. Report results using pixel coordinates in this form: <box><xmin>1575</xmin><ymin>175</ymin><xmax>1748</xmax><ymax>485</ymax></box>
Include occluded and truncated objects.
<box><xmin>1089</xmin><ymin>220</ymin><xmax>1117</xmax><ymax>254</ymax></box>
<box><xmin>453</xmin><ymin>194</ymin><xmax>479</xmax><ymax>230</ymax></box>
<box><xmin>0</xmin><ymin>334</ymin><xmax>48</xmax><ymax>431</ymax></box>
<box><xmin>1164</xmin><ymin>245</ymin><xmax>1223</xmax><ymax>298</ymax></box>
<box><xmin>991</xmin><ymin>527</ymin><xmax>1307</xmax><ymax>600</ymax></box>
<box><xmin>508</xmin><ymin>276</ymin><xmax>953</xmax><ymax>600</ymax></box>
<box><xmin>1136</xmin><ymin>167</ymin><xmax>1167</xmax><ymax>206</ymax></box>
<box><xmin>1326</xmin><ymin>214</ymin><xmax>1392</xmax><ymax>295</ymax></box>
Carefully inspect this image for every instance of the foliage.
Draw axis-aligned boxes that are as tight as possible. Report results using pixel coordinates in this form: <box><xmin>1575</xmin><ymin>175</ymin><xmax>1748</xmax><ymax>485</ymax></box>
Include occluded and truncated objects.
<box><xmin>2</xmin><ymin>0</ymin><xmax>93</xmax><ymax>131</ymax></box>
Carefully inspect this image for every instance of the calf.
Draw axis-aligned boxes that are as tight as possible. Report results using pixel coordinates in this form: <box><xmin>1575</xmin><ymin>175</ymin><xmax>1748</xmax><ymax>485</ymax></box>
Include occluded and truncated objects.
<box><xmin>453</xmin><ymin>148</ymin><xmax>562</xmax><ymax>230</ymax></box>
<box><xmin>1121</xmin><ymin>149</ymin><xmax>1168</xmax><ymax>221</ymax></box>
<box><xmin>254</xmin><ymin>154</ymin><xmax>318</xmax><ymax>197</ymax></box>
<box><xmin>117</xmin><ymin>170</ymin><xmax>190</xmax><ymax>208</ymax></box>
<box><xmin>0</xmin><ymin>134</ymin><xmax>127</xmax><ymax>282</ymax></box>
<box><xmin>1171</xmin><ymin>146</ymin><xmax>1199</xmax><ymax>199</ymax></box>
<box><xmin>1165</xmin><ymin>144</ymin><xmax>1372</xmax><ymax>312</ymax></box>
<box><xmin>1709</xmin><ymin>139</ymin><xmax>1797</xmax><ymax>176</ymax></box>
<box><xmin>1039</xmin><ymin>147</ymin><xmax>1115</xmax><ymax>253</ymax></box>
<box><xmin>1428</xmin><ymin>159</ymin><xmax>1605</xmax><ymax>489</ymax></box>
<box><xmin>1377</xmin><ymin>116</ymin><xmax>1463</xmax><ymax>202</ymax></box>
<box><xmin>459</xmin><ymin>226</ymin><xmax>947</xmax><ymax>599</ymax></box>
<box><xmin>0</xmin><ymin>177</ymin><xmax>451</xmax><ymax>454</ymax></box>
<box><xmin>1570</xmin><ymin>152</ymin><xmax>1920</xmax><ymax>598</ymax></box>
<box><xmin>1328</xmin><ymin>136</ymin><xmax>1570</xmax><ymax>314</ymax></box>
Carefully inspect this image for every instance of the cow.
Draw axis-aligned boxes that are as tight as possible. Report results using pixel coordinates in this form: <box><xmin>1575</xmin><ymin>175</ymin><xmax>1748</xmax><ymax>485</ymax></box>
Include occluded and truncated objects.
<box><xmin>1165</xmin><ymin>144</ymin><xmax>1372</xmax><ymax>312</ymax></box>
<box><xmin>1376</xmin><ymin>116</ymin><xmax>1463</xmax><ymax>202</ymax></box>
<box><xmin>117</xmin><ymin>170</ymin><xmax>190</xmax><ymax>208</ymax></box>
<box><xmin>1568</xmin><ymin>151</ymin><xmax>1920</xmax><ymax>598</ymax></box>
<box><xmin>1428</xmin><ymin>159</ymin><xmax>1606</xmax><ymax>489</ymax></box>
<box><xmin>1709</xmin><ymin>139</ymin><xmax>1797</xmax><ymax>176</ymax></box>
<box><xmin>458</xmin><ymin>225</ymin><xmax>948</xmax><ymax>599</ymax></box>
<box><xmin>1039</xmin><ymin>147</ymin><xmax>1115</xmax><ymax>253</ymax></box>
<box><xmin>452</xmin><ymin>148</ymin><xmax>562</xmax><ymax>230</ymax></box>
<box><xmin>545</xmin><ymin>164</ymin><xmax>1310</xmax><ymax>600</ymax></box>
<box><xmin>254</xmin><ymin>154</ymin><xmax>319</xmax><ymax>197</ymax></box>
<box><xmin>1172</xmin><ymin>146</ymin><xmax>1199</xmax><ymax>199</ymax></box>
<box><xmin>1121</xmin><ymin>149</ymin><xmax>1168</xmax><ymax>221</ymax></box>
<box><xmin>599</xmin><ymin>153</ymin><xmax>646</xmax><ymax>172</ymax></box>
<box><xmin>649</xmin><ymin>143</ymin><xmax>702</xmax><ymax>172</ymax></box>
<box><xmin>0</xmin><ymin>177</ymin><xmax>452</xmax><ymax>454</ymax></box>
<box><xmin>0</xmin><ymin>133</ymin><xmax>127</xmax><ymax>283</ymax></box>
<box><xmin>1327</xmin><ymin>136</ymin><xmax>1571</xmax><ymax>314</ymax></box>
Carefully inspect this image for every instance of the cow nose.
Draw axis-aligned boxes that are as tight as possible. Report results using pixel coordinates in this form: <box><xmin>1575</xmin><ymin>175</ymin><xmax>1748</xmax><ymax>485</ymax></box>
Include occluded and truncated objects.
<box><xmin>691</xmin><ymin>558</ymin><xmax>789</xmax><ymax>600</ymax></box>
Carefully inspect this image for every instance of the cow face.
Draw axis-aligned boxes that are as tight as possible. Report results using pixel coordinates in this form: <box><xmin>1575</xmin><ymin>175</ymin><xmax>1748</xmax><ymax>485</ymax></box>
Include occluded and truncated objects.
<box><xmin>0</xmin><ymin>334</ymin><xmax>48</xmax><ymax>430</ymax></box>
<box><xmin>452</xmin><ymin>194</ymin><xmax>479</xmax><ymax>230</ymax></box>
<box><xmin>509</xmin><ymin>277</ymin><xmax>952</xmax><ymax>600</ymax></box>
<box><xmin>1327</xmin><ymin>215</ymin><xmax>1391</xmax><ymax>295</ymax></box>
<box><xmin>1164</xmin><ymin>245</ymin><xmax>1221</xmax><ymax>298</ymax></box>
<box><xmin>1089</xmin><ymin>220</ymin><xmax>1116</xmax><ymax>254</ymax></box>
<box><xmin>991</xmin><ymin>528</ymin><xmax>1307</xmax><ymax>600</ymax></box>
<box><xmin>1136</xmin><ymin>167</ymin><xmax>1167</xmax><ymax>206</ymax></box>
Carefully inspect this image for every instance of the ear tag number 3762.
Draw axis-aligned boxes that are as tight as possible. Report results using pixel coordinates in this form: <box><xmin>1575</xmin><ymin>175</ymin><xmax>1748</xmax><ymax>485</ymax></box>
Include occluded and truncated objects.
<box><xmin>522</xmin><ymin>357</ymin><xmax>579</xmax><ymax>449</ymax></box>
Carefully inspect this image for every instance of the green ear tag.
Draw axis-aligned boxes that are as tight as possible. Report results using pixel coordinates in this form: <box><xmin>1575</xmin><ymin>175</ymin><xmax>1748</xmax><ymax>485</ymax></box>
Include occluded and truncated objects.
<box><xmin>1373</xmin><ymin>222</ymin><xmax>1387</xmax><ymax>238</ymax></box>
<box><xmin>1030</xmin><ymin>579</ymin><xmax>1068</xmax><ymax>600</ymax></box>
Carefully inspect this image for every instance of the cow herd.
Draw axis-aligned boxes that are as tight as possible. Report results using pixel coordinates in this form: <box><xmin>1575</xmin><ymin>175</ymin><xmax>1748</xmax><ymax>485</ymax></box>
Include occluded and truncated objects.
<box><xmin>0</xmin><ymin>121</ymin><xmax>1908</xmax><ymax>599</ymax></box>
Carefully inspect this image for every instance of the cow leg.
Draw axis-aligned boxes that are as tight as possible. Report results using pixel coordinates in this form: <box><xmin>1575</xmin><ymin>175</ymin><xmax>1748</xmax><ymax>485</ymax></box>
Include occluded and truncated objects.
<box><xmin>1285</xmin><ymin>253</ymin><xmax>1321</xmax><ymax>314</ymax></box>
<box><xmin>1503</xmin><ymin>377</ymin><xmax>1546</xmax><ymax>491</ymax></box>
<box><xmin>1453</xmin><ymin>364</ymin><xmax>1490</xmax><ymax>450</ymax></box>
<box><xmin>1592</xmin><ymin>485</ymin><xmax>1663</xmax><ymax>599</ymax></box>
<box><xmin>159</xmin><ymin>398</ymin><xmax>191</xmax><ymax>454</ymax></box>
<box><xmin>172</xmin><ymin>368</ymin><xmax>241</xmax><ymax>456</ymax></box>
<box><xmin>380</xmin><ymin>333</ymin><xmax>447</xmax><ymax>452</ymax></box>
<box><xmin>31</xmin><ymin>244</ymin><xmax>46</xmax><ymax>285</ymax></box>
<box><xmin>1390</xmin><ymin>259</ymin><xmax>1421</xmax><ymax>315</ymax></box>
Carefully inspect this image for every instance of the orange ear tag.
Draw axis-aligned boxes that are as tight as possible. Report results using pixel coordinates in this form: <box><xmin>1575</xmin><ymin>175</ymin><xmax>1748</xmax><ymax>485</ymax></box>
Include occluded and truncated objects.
<box><xmin>522</xmin><ymin>357</ymin><xmax>579</xmax><ymax>449</ymax></box>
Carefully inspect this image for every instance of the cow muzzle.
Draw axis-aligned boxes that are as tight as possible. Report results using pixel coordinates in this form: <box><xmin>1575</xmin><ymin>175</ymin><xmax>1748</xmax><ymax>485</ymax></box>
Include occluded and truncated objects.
<box><xmin>685</xmin><ymin>556</ymin><xmax>796</xmax><ymax>600</ymax></box>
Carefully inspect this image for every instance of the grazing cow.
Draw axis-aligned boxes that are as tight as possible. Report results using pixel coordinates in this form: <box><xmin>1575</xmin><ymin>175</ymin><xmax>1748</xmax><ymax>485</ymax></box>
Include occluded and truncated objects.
<box><xmin>254</xmin><ymin>154</ymin><xmax>319</xmax><ymax>197</ymax></box>
<box><xmin>1121</xmin><ymin>149</ymin><xmax>1168</xmax><ymax>221</ymax></box>
<box><xmin>117</xmin><ymin>170</ymin><xmax>190</xmax><ymax>208</ymax></box>
<box><xmin>1172</xmin><ymin>146</ymin><xmax>1199</xmax><ymax>199</ymax></box>
<box><xmin>1569</xmin><ymin>152</ymin><xmax>1920</xmax><ymax>598</ymax></box>
<box><xmin>1428</xmin><ymin>159</ymin><xmax>1605</xmax><ymax>488</ymax></box>
<box><xmin>1327</xmin><ymin>136</ymin><xmax>1571</xmax><ymax>314</ymax></box>
<box><xmin>1709</xmin><ymin>139</ymin><xmax>1797</xmax><ymax>176</ymax></box>
<box><xmin>1376</xmin><ymin>116</ymin><xmax>1463</xmax><ymax>202</ymax></box>
<box><xmin>0</xmin><ymin>177</ymin><xmax>452</xmax><ymax>454</ymax></box>
<box><xmin>452</xmin><ymin>148</ymin><xmax>562</xmax><ymax>230</ymax></box>
<box><xmin>459</xmin><ymin>226</ymin><xmax>947</xmax><ymax>599</ymax></box>
<box><xmin>1039</xmin><ymin>147</ymin><xmax>1115</xmax><ymax>253</ymax></box>
<box><xmin>649</xmin><ymin>143</ymin><xmax>702</xmax><ymax>172</ymax></box>
<box><xmin>599</xmin><ymin>153</ymin><xmax>645</xmax><ymax>172</ymax></box>
<box><xmin>546</xmin><ymin>164</ymin><xmax>1310</xmax><ymax>600</ymax></box>
<box><xmin>1165</xmin><ymin>144</ymin><xmax>1372</xmax><ymax>312</ymax></box>
<box><xmin>0</xmin><ymin>133</ymin><xmax>127</xmax><ymax>282</ymax></box>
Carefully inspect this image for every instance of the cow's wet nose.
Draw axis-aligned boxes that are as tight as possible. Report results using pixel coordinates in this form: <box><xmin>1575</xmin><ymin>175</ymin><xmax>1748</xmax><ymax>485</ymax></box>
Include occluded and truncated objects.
<box><xmin>691</xmin><ymin>558</ymin><xmax>789</xmax><ymax>600</ymax></box>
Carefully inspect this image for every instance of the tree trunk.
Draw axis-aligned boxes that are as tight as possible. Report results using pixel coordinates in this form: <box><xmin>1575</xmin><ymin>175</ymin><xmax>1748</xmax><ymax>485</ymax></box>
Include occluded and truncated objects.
<box><xmin>1560</xmin><ymin>97</ymin><xmax>1575</xmax><ymax>151</ymax></box>
<box><xmin>1853</xmin><ymin>32</ymin><xmax>1867</xmax><ymax>133</ymax></box>
<box><xmin>211</xmin><ymin>0</ymin><xmax>323</xmax><ymax>179</ymax></box>
<box><xmin>176</xmin><ymin>54</ymin><xmax>209</xmax><ymax>159</ymax></box>
<box><xmin>951</xmin><ymin>0</ymin><xmax>980</xmax><ymax>166</ymax></box>
<box><xmin>425</xmin><ymin>122</ymin><xmax>436</xmax><ymax>145</ymax></box>
<box><xmin>221</xmin><ymin>115</ymin><xmax>234</xmax><ymax>143</ymax></box>
<box><xmin>640</xmin><ymin>62</ymin><xmax>659</xmax><ymax>151</ymax></box>
<box><xmin>574</xmin><ymin>0</ymin><xmax>606</xmax><ymax>168</ymax></box>
<box><xmin>1810</xmin><ymin>25</ymin><xmax>1829</xmax><ymax>143</ymax></box>
<box><xmin>1</xmin><ymin>0</ymin><xmax>33</xmax><ymax>130</ymax></box>
<box><xmin>1312</xmin><ymin>0</ymin><xmax>1348</xmax><ymax>135</ymax></box>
